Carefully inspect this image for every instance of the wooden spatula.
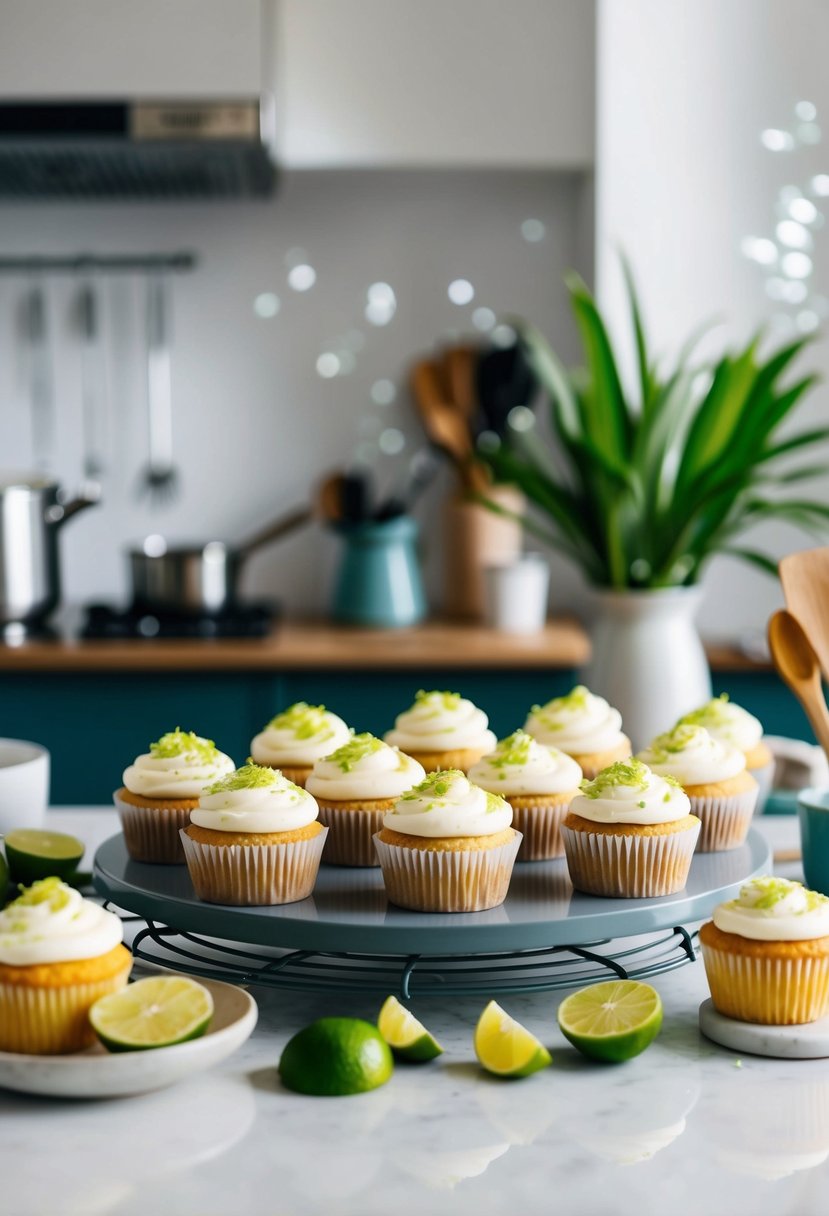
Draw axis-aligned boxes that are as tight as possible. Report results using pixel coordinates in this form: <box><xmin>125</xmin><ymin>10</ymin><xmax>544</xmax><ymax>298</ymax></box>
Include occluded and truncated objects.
<box><xmin>768</xmin><ymin>608</ymin><xmax>829</xmax><ymax>758</ymax></box>
<box><xmin>779</xmin><ymin>546</ymin><xmax>829</xmax><ymax>681</ymax></box>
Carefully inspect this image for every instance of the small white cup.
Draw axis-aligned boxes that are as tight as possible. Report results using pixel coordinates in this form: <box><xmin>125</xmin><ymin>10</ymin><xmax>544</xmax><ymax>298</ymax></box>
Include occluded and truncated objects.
<box><xmin>484</xmin><ymin>555</ymin><xmax>551</xmax><ymax>634</ymax></box>
<box><xmin>0</xmin><ymin>739</ymin><xmax>49</xmax><ymax>835</ymax></box>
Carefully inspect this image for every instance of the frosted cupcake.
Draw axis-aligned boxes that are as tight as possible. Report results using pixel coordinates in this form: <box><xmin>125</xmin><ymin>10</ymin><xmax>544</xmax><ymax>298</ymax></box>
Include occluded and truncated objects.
<box><xmin>678</xmin><ymin>694</ymin><xmax>774</xmax><ymax>810</ymax></box>
<box><xmin>561</xmin><ymin>759</ymin><xmax>700</xmax><ymax>898</ymax></box>
<box><xmin>637</xmin><ymin>723</ymin><xmax>758</xmax><ymax>852</ymax></box>
<box><xmin>524</xmin><ymin>686</ymin><xmax>631</xmax><ymax>780</ymax></box>
<box><xmin>373</xmin><ymin>770</ymin><xmax>521</xmax><ymax>912</ymax></box>
<box><xmin>180</xmin><ymin>761</ymin><xmax>327</xmax><ymax>906</ymax></box>
<box><xmin>700</xmin><ymin>876</ymin><xmax>829</xmax><ymax>1024</ymax></box>
<box><xmin>383</xmin><ymin>690</ymin><xmax>496</xmax><ymax>773</ymax></box>
<box><xmin>468</xmin><ymin>730</ymin><xmax>582</xmax><ymax>860</ymax></box>
<box><xmin>115</xmin><ymin>728</ymin><xmax>235</xmax><ymax>864</ymax></box>
<box><xmin>250</xmin><ymin>702</ymin><xmax>352</xmax><ymax>787</ymax></box>
<box><xmin>0</xmin><ymin>878</ymin><xmax>131</xmax><ymax>1054</ymax></box>
<box><xmin>305</xmin><ymin>733</ymin><xmax>425</xmax><ymax>867</ymax></box>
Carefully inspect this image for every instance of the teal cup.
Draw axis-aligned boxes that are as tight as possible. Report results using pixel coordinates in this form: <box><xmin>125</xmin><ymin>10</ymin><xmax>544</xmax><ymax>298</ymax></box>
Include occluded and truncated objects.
<box><xmin>332</xmin><ymin>516</ymin><xmax>426</xmax><ymax>628</ymax></box>
<box><xmin>797</xmin><ymin>787</ymin><xmax>829</xmax><ymax>895</ymax></box>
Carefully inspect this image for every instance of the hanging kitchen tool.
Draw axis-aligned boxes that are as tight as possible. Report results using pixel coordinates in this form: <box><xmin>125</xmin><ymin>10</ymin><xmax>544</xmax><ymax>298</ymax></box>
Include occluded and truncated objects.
<box><xmin>410</xmin><ymin>359</ymin><xmax>490</xmax><ymax>494</ymax></box>
<box><xmin>24</xmin><ymin>282</ymin><xmax>54</xmax><ymax>472</ymax></box>
<box><xmin>476</xmin><ymin>341</ymin><xmax>538</xmax><ymax>437</ymax></box>
<box><xmin>76</xmin><ymin>276</ymin><xmax>107</xmax><ymax>489</ymax></box>
<box><xmin>138</xmin><ymin>272</ymin><xmax>179</xmax><ymax>506</ymax></box>
<box><xmin>779</xmin><ymin>546</ymin><xmax>829</xmax><ymax>683</ymax></box>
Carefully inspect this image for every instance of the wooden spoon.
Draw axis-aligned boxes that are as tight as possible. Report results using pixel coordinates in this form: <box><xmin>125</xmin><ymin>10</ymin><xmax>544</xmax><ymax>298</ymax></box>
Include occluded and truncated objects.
<box><xmin>779</xmin><ymin>546</ymin><xmax>829</xmax><ymax>682</ymax></box>
<box><xmin>768</xmin><ymin>609</ymin><xmax>829</xmax><ymax>757</ymax></box>
<box><xmin>410</xmin><ymin>359</ymin><xmax>490</xmax><ymax>494</ymax></box>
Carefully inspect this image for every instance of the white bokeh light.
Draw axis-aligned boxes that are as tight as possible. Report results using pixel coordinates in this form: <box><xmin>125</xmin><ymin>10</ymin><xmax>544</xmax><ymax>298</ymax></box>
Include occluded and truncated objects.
<box><xmin>781</xmin><ymin>280</ymin><xmax>809</xmax><ymax>303</ymax></box>
<box><xmin>776</xmin><ymin>220</ymin><xmax>812</xmax><ymax>250</ymax></box>
<box><xmin>492</xmin><ymin>324</ymin><xmax>517</xmax><ymax>348</ymax></box>
<box><xmin>253</xmin><ymin>292</ymin><xmax>280</xmax><ymax>318</ymax></box>
<box><xmin>796</xmin><ymin>100</ymin><xmax>818</xmax><ymax>122</ymax></box>
<box><xmin>761</xmin><ymin>129</ymin><xmax>795</xmax><ymax>151</ymax></box>
<box><xmin>507</xmin><ymin>406</ymin><xmax>535</xmax><ymax>432</ymax></box>
<box><xmin>448</xmin><ymin>279</ymin><xmax>475</xmax><ymax>305</ymax></box>
<box><xmin>288</xmin><ymin>264</ymin><xmax>316</xmax><ymax>292</ymax></box>
<box><xmin>521</xmin><ymin>218</ymin><xmax>546</xmax><ymax>243</ymax></box>
<box><xmin>798</xmin><ymin>122</ymin><xmax>822</xmax><ymax>145</ymax></box>
<box><xmin>472</xmin><ymin>307</ymin><xmax>497</xmax><ymax>332</ymax></box>
<box><xmin>789</xmin><ymin>197</ymin><xmax>818</xmax><ymax>224</ymax></box>
<box><xmin>365</xmin><ymin>282</ymin><xmax>396</xmax><ymax>326</ymax></box>
<box><xmin>812</xmin><ymin>175</ymin><xmax>829</xmax><ymax>196</ymax></box>
<box><xmin>741</xmin><ymin>237</ymin><xmax>777</xmax><ymax>264</ymax></box>
<box><xmin>316</xmin><ymin>352</ymin><xmax>340</xmax><ymax>378</ymax></box>
<box><xmin>781</xmin><ymin>252</ymin><xmax>813</xmax><ymax>278</ymax></box>
<box><xmin>370</xmin><ymin>379</ymin><xmax>396</xmax><ymax>406</ymax></box>
<box><xmin>378</xmin><ymin>428</ymin><xmax>406</xmax><ymax>455</ymax></box>
<box><xmin>797</xmin><ymin>309</ymin><xmax>820</xmax><ymax>332</ymax></box>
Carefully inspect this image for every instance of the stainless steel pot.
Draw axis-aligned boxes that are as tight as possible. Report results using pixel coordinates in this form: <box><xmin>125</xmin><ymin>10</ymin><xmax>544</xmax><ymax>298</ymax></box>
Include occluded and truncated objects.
<box><xmin>128</xmin><ymin>505</ymin><xmax>311</xmax><ymax>616</ymax></box>
<box><xmin>0</xmin><ymin>475</ymin><xmax>99</xmax><ymax>625</ymax></box>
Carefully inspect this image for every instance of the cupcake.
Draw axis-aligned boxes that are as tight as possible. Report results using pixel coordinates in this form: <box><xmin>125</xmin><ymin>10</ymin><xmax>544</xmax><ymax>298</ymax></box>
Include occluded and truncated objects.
<box><xmin>115</xmin><ymin>728</ymin><xmax>234</xmax><ymax>864</ymax></box>
<box><xmin>561</xmin><ymin>759</ymin><xmax>700</xmax><ymax>898</ymax></box>
<box><xmin>637</xmin><ymin>723</ymin><xmax>758</xmax><ymax>852</ymax></box>
<box><xmin>180</xmin><ymin>761</ymin><xmax>327</xmax><ymax>906</ymax></box>
<box><xmin>524</xmin><ymin>686</ymin><xmax>631</xmax><ymax>779</ymax></box>
<box><xmin>250</xmin><ymin>702</ymin><xmax>352</xmax><ymax>787</ymax></box>
<box><xmin>383</xmin><ymin>690</ymin><xmax>496</xmax><ymax>773</ymax></box>
<box><xmin>305</xmin><ymin>733</ymin><xmax>425</xmax><ymax>867</ymax></box>
<box><xmin>468</xmin><ymin>729</ymin><xmax>582</xmax><ymax>860</ymax></box>
<box><xmin>373</xmin><ymin>770</ymin><xmax>521</xmax><ymax>912</ymax></box>
<box><xmin>699</xmin><ymin>876</ymin><xmax>829</xmax><ymax>1024</ymax></box>
<box><xmin>0</xmin><ymin>877</ymin><xmax>132</xmax><ymax>1054</ymax></box>
<box><xmin>677</xmin><ymin>694</ymin><xmax>774</xmax><ymax>810</ymax></box>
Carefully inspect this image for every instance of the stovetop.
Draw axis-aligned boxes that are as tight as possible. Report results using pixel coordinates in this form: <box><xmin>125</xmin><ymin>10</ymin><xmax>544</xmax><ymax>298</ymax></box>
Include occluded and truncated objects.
<box><xmin>80</xmin><ymin>601</ymin><xmax>279</xmax><ymax>640</ymax></box>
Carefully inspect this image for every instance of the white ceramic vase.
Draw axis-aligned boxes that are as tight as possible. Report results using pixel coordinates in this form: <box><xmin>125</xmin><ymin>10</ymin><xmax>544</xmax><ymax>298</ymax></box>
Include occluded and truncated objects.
<box><xmin>581</xmin><ymin>587</ymin><xmax>712</xmax><ymax>751</ymax></box>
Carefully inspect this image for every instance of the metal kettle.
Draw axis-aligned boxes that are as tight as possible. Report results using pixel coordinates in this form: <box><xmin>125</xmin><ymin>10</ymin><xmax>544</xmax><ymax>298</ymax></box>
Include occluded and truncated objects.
<box><xmin>0</xmin><ymin>476</ymin><xmax>99</xmax><ymax>626</ymax></box>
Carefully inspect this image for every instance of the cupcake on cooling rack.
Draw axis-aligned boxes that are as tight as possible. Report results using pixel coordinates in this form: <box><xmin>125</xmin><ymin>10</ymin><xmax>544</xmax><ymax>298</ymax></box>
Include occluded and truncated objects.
<box><xmin>677</xmin><ymin>694</ymin><xmax>774</xmax><ymax>809</ymax></box>
<box><xmin>700</xmin><ymin>876</ymin><xmax>829</xmax><ymax>1024</ymax></box>
<box><xmin>115</xmin><ymin>728</ymin><xmax>235</xmax><ymax>864</ymax></box>
<box><xmin>373</xmin><ymin>769</ymin><xmax>521</xmax><ymax>912</ymax></box>
<box><xmin>0</xmin><ymin>877</ymin><xmax>132</xmax><ymax>1054</ymax></box>
<box><xmin>305</xmin><ymin>733</ymin><xmax>425</xmax><ymax>867</ymax></box>
<box><xmin>468</xmin><ymin>729</ymin><xmax>582</xmax><ymax>860</ymax></box>
<box><xmin>180</xmin><ymin>760</ymin><xmax>327</xmax><ymax>906</ymax></box>
<box><xmin>637</xmin><ymin>723</ymin><xmax>758</xmax><ymax>852</ymax></box>
<box><xmin>561</xmin><ymin>758</ymin><xmax>700</xmax><ymax>898</ymax></box>
<box><xmin>524</xmin><ymin>686</ymin><xmax>631</xmax><ymax>780</ymax></box>
<box><xmin>250</xmin><ymin>702</ymin><xmax>352</xmax><ymax>787</ymax></box>
<box><xmin>383</xmin><ymin>690</ymin><xmax>496</xmax><ymax>774</ymax></box>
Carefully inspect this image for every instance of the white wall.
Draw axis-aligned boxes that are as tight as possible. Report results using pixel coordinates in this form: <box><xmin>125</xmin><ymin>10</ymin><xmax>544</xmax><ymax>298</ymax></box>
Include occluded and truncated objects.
<box><xmin>596</xmin><ymin>0</ymin><xmax>829</xmax><ymax>641</ymax></box>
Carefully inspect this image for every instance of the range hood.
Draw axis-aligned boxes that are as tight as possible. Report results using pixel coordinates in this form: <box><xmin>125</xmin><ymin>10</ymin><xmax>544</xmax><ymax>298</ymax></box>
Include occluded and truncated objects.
<box><xmin>0</xmin><ymin>99</ymin><xmax>277</xmax><ymax>199</ymax></box>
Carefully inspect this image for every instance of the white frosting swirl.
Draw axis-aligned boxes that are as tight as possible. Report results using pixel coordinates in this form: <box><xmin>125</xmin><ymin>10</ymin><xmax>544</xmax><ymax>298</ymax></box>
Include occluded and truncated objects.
<box><xmin>384</xmin><ymin>690</ymin><xmax>496</xmax><ymax>754</ymax></box>
<box><xmin>0</xmin><ymin>879</ymin><xmax>123</xmax><ymax>966</ymax></box>
<box><xmin>637</xmin><ymin>724</ymin><xmax>746</xmax><ymax>786</ymax></box>
<box><xmin>678</xmin><ymin>696</ymin><xmax>763</xmax><ymax>752</ymax></box>
<box><xmin>250</xmin><ymin>703</ymin><xmax>351</xmax><ymax>767</ymax></box>
<box><xmin>713</xmin><ymin>877</ymin><xmax>829</xmax><ymax>941</ymax></box>
<box><xmin>191</xmin><ymin>763</ymin><xmax>319</xmax><ymax>834</ymax></box>
<box><xmin>123</xmin><ymin>730</ymin><xmax>234</xmax><ymax>799</ymax></box>
<box><xmin>569</xmin><ymin>759</ymin><xmax>691</xmax><ymax>825</ymax></box>
<box><xmin>524</xmin><ymin>686</ymin><xmax>627</xmax><ymax>754</ymax></box>
<box><xmin>305</xmin><ymin>734</ymin><xmax>425</xmax><ymax>801</ymax></box>
<box><xmin>468</xmin><ymin>730</ymin><xmax>583</xmax><ymax>796</ymax></box>
<box><xmin>383</xmin><ymin>770</ymin><xmax>512</xmax><ymax>838</ymax></box>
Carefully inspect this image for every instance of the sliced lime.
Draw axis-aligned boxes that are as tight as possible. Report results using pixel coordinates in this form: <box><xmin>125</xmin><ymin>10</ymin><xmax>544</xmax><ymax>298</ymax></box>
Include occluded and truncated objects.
<box><xmin>90</xmin><ymin>976</ymin><xmax>214</xmax><ymax>1053</ymax></box>
<box><xmin>378</xmin><ymin>995</ymin><xmax>444</xmax><ymax>1062</ymax></box>
<box><xmin>557</xmin><ymin>980</ymin><xmax>663</xmax><ymax>1063</ymax></box>
<box><xmin>474</xmin><ymin>1000</ymin><xmax>551</xmax><ymax>1078</ymax></box>
<box><xmin>4</xmin><ymin>829</ymin><xmax>84</xmax><ymax>884</ymax></box>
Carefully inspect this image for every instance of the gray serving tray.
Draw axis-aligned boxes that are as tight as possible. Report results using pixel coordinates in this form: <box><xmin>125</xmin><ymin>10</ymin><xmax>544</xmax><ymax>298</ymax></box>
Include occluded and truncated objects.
<box><xmin>93</xmin><ymin>829</ymin><xmax>770</xmax><ymax>957</ymax></box>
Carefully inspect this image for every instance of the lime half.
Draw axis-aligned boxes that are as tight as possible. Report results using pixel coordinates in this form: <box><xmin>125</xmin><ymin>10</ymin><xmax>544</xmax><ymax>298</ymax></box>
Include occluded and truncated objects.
<box><xmin>279</xmin><ymin>1017</ymin><xmax>393</xmax><ymax>1096</ymax></box>
<box><xmin>378</xmin><ymin>995</ymin><xmax>444</xmax><ymax>1062</ymax></box>
<box><xmin>4</xmin><ymin>829</ymin><xmax>84</xmax><ymax>884</ymax></box>
<box><xmin>557</xmin><ymin>980</ymin><xmax>663</xmax><ymax>1063</ymax></box>
<box><xmin>90</xmin><ymin>976</ymin><xmax>214</xmax><ymax>1053</ymax></box>
<box><xmin>474</xmin><ymin>1000</ymin><xmax>551</xmax><ymax>1078</ymax></box>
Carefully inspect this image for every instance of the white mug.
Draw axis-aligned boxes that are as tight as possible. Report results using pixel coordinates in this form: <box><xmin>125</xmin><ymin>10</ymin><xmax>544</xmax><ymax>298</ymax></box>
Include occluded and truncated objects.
<box><xmin>0</xmin><ymin>739</ymin><xmax>49</xmax><ymax>835</ymax></box>
<box><xmin>483</xmin><ymin>555</ymin><xmax>551</xmax><ymax>634</ymax></box>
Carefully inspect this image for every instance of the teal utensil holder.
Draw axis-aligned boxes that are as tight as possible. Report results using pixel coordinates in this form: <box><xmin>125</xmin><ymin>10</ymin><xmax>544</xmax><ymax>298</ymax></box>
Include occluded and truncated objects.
<box><xmin>332</xmin><ymin>516</ymin><xmax>426</xmax><ymax>628</ymax></box>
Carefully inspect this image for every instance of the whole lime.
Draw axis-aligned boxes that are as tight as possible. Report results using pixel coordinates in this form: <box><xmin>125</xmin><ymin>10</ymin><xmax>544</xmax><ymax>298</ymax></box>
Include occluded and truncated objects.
<box><xmin>279</xmin><ymin>1017</ymin><xmax>394</xmax><ymax>1096</ymax></box>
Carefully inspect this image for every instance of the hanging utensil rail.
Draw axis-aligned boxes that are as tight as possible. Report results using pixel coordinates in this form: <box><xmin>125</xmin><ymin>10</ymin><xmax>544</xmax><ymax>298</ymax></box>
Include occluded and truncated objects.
<box><xmin>0</xmin><ymin>252</ymin><xmax>196</xmax><ymax>274</ymax></box>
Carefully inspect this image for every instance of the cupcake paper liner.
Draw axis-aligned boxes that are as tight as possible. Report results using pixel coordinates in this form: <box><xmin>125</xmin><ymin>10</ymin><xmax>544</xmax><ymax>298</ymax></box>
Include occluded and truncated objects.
<box><xmin>114</xmin><ymin>792</ymin><xmax>192</xmax><ymax>865</ymax></box>
<box><xmin>0</xmin><ymin>967</ymin><xmax>131</xmax><ymax>1054</ymax></box>
<box><xmin>316</xmin><ymin>805</ymin><xmax>386</xmax><ymax>867</ymax></box>
<box><xmin>701</xmin><ymin>944</ymin><xmax>829</xmax><ymax>1025</ymax></box>
<box><xmin>372</xmin><ymin>832</ymin><xmax>522</xmax><ymax>912</ymax></box>
<box><xmin>749</xmin><ymin>760</ymin><xmax>775</xmax><ymax>815</ymax></box>
<box><xmin>180</xmin><ymin>827</ymin><xmax>328</xmax><ymax>906</ymax></box>
<box><xmin>510</xmin><ymin>801</ymin><xmax>570</xmax><ymax>861</ymax></box>
<box><xmin>561</xmin><ymin>821</ymin><xmax>700</xmax><ymax>898</ymax></box>
<box><xmin>689</xmin><ymin>786</ymin><xmax>758</xmax><ymax>852</ymax></box>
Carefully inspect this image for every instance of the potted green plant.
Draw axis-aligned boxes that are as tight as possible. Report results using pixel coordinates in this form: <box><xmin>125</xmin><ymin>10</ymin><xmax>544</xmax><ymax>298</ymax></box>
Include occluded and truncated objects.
<box><xmin>483</xmin><ymin>266</ymin><xmax>829</xmax><ymax>745</ymax></box>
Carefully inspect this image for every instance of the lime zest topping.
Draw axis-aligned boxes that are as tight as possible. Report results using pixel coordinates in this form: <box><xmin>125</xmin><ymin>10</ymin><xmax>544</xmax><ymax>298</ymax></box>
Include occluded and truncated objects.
<box><xmin>580</xmin><ymin>758</ymin><xmax>652</xmax><ymax>798</ymax></box>
<box><xmin>413</xmin><ymin>689</ymin><xmax>463</xmax><ymax>717</ymax></box>
<box><xmin>328</xmin><ymin>732</ymin><xmax>385</xmax><ymax>772</ymax></box>
<box><xmin>400</xmin><ymin>769</ymin><xmax>465</xmax><ymax>802</ymax></box>
<box><xmin>678</xmin><ymin>693</ymin><xmax>733</xmax><ymax>730</ymax></box>
<box><xmin>150</xmin><ymin>727</ymin><xmax>219</xmax><ymax>763</ymax></box>
<box><xmin>488</xmin><ymin>729</ymin><xmax>534</xmax><ymax>769</ymax></box>
<box><xmin>485</xmin><ymin>790</ymin><xmax>509</xmax><ymax>814</ymax></box>
<box><xmin>645</xmin><ymin>723</ymin><xmax>708</xmax><ymax>761</ymax></box>
<box><xmin>733</xmin><ymin>875</ymin><xmax>828</xmax><ymax>913</ymax></box>
<box><xmin>531</xmin><ymin>684</ymin><xmax>592</xmax><ymax>728</ymax></box>
<box><xmin>205</xmin><ymin>759</ymin><xmax>288</xmax><ymax>794</ymax></box>
<box><xmin>6</xmin><ymin>876</ymin><xmax>71</xmax><ymax>914</ymax></box>
<box><xmin>267</xmin><ymin>702</ymin><xmax>335</xmax><ymax>741</ymax></box>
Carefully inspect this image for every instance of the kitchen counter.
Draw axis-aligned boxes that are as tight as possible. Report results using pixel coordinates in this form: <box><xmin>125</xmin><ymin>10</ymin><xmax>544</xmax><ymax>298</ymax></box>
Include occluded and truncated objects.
<box><xmin>3</xmin><ymin>810</ymin><xmax>825</xmax><ymax>1216</ymax></box>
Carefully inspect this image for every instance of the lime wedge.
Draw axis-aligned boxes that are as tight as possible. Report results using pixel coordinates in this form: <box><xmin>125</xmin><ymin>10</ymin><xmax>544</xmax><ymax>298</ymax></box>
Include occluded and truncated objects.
<box><xmin>279</xmin><ymin>1017</ymin><xmax>394</xmax><ymax>1096</ymax></box>
<box><xmin>474</xmin><ymin>1000</ymin><xmax>551</xmax><ymax>1078</ymax></box>
<box><xmin>90</xmin><ymin>976</ymin><xmax>214</xmax><ymax>1053</ymax></box>
<box><xmin>557</xmin><ymin>980</ymin><xmax>663</xmax><ymax>1063</ymax></box>
<box><xmin>378</xmin><ymin>995</ymin><xmax>444</xmax><ymax>1062</ymax></box>
<box><xmin>4</xmin><ymin>829</ymin><xmax>85</xmax><ymax>884</ymax></box>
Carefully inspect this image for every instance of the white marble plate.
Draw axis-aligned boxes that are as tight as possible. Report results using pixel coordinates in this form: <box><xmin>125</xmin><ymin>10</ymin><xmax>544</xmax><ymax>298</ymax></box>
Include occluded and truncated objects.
<box><xmin>699</xmin><ymin>997</ymin><xmax>829</xmax><ymax>1059</ymax></box>
<box><xmin>0</xmin><ymin>975</ymin><xmax>258</xmax><ymax>1098</ymax></box>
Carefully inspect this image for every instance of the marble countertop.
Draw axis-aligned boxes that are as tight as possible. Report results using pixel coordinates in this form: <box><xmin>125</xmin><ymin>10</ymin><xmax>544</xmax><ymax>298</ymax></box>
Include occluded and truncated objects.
<box><xmin>4</xmin><ymin>811</ymin><xmax>826</xmax><ymax>1216</ymax></box>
